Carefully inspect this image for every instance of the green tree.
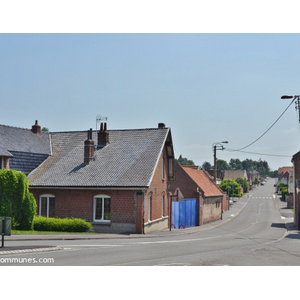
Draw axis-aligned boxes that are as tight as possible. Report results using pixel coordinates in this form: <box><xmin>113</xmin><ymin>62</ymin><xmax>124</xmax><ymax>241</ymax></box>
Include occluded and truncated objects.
<box><xmin>236</xmin><ymin>177</ymin><xmax>249</xmax><ymax>193</ymax></box>
<box><xmin>175</xmin><ymin>155</ymin><xmax>195</xmax><ymax>166</ymax></box>
<box><xmin>216</xmin><ymin>159</ymin><xmax>230</xmax><ymax>170</ymax></box>
<box><xmin>229</xmin><ymin>158</ymin><xmax>242</xmax><ymax>170</ymax></box>
<box><xmin>219</xmin><ymin>179</ymin><xmax>242</xmax><ymax>197</ymax></box>
<box><xmin>202</xmin><ymin>161</ymin><xmax>212</xmax><ymax>170</ymax></box>
<box><xmin>0</xmin><ymin>169</ymin><xmax>37</xmax><ymax>230</ymax></box>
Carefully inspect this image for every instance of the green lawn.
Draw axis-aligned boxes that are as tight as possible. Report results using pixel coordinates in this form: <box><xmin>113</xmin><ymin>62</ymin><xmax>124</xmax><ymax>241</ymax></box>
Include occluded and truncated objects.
<box><xmin>11</xmin><ymin>230</ymin><xmax>96</xmax><ymax>234</ymax></box>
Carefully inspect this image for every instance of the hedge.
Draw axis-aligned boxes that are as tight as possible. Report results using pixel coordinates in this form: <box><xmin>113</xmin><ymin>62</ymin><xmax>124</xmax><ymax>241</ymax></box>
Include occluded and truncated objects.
<box><xmin>0</xmin><ymin>169</ymin><xmax>36</xmax><ymax>230</ymax></box>
<box><xmin>34</xmin><ymin>216</ymin><xmax>93</xmax><ymax>232</ymax></box>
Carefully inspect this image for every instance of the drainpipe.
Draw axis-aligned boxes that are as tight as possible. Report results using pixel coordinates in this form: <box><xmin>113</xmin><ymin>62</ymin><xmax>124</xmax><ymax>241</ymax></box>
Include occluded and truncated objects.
<box><xmin>142</xmin><ymin>190</ymin><xmax>146</xmax><ymax>234</ymax></box>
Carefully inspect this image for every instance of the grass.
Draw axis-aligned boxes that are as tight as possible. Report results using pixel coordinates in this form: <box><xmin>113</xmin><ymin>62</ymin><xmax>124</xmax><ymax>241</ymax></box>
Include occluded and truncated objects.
<box><xmin>11</xmin><ymin>230</ymin><xmax>95</xmax><ymax>234</ymax></box>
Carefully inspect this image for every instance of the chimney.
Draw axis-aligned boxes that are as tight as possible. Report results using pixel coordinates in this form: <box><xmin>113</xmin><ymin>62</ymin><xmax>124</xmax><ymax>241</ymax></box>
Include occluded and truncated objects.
<box><xmin>31</xmin><ymin>120</ymin><xmax>41</xmax><ymax>134</ymax></box>
<box><xmin>158</xmin><ymin>123</ymin><xmax>166</xmax><ymax>128</ymax></box>
<box><xmin>84</xmin><ymin>128</ymin><xmax>95</xmax><ymax>163</ymax></box>
<box><xmin>97</xmin><ymin>122</ymin><xmax>109</xmax><ymax>147</ymax></box>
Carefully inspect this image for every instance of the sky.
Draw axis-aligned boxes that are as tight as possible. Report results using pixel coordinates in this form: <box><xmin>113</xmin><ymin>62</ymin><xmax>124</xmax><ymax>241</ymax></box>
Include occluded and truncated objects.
<box><xmin>1</xmin><ymin>3</ymin><xmax>300</xmax><ymax>172</ymax></box>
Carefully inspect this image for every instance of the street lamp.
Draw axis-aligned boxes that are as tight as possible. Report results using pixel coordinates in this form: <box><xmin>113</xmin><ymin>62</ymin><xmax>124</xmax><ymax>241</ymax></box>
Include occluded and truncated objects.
<box><xmin>281</xmin><ymin>95</ymin><xmax>300</xmax><ymax>123</ymax></box>
<box><xmin>213</xmin><ymin>141</ymin><xmax>228</xmax><ymax>183</ymax></box>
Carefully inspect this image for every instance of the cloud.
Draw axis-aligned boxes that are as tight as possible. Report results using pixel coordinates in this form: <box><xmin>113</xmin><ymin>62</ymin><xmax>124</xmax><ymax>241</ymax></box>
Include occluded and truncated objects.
<box><xmin>183</xmin><ymin>143</ymin><xmax>210</xmax><ymax>151</ymax></box>
<box><xmin>280</xmin><ymin>127</ymin><xmax>298</xmax><ymax>134</ymax></box>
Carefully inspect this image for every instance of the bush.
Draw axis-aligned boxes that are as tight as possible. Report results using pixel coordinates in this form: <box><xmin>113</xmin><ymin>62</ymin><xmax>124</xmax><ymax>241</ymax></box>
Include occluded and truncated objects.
<box><xmin>219</xmin><ymin>179</ymin><xmax>242</xmax><ymax>197</ymax></box>
<box><xmin>281</xmin><ymin>188</ymin><xmax>288</xmax><ymax>201</ymax></box>
<box><xmin>0</xmin><ymin>169</ymin><xmax>37</xmax><ymax>230</ymax></box>
<box><xmin>34</xmin><ymin>216</ymin><xmax>93</xmax><ymax>232</ymax></box>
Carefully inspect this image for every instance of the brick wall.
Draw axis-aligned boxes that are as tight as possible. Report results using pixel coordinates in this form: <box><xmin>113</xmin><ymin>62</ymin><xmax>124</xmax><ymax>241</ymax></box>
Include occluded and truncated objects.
<box><xmin>202</xmin><ymin>196</ymin><xmax>222</xmax><ymax>224</ymax></box>
<box><xmin>143</xmin><ymin>147</ymin><xmax>170</xmax><ymax>232</ymax></box>
<box><xmin>30</xmin><ymin>188</ymin><xmax>138</xmax><ymax>233</ymax></box>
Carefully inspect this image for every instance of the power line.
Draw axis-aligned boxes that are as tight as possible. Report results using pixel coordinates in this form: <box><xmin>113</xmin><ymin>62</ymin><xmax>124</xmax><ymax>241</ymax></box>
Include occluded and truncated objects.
<box><xmin>225</xmin><ymin>148</ymin><xmax>292</xmax><ymax>158</ymax></box>
<box><xmin>232</xmin><ymin>97</ymin><xmax>295</xmax><ymax>151</ymax></box>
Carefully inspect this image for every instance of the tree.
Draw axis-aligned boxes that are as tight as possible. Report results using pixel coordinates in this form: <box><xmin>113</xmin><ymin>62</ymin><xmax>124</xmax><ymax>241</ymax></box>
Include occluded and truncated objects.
<box><xmin>202</xmin><ymin>161</ymin><xmax>212</xmax><ymax>170</ymax></box>
<box><xmin>0</xmin><ymin>169</ymin><xmax>37</xmax><ymax>230</ymax></box>
<box><xmin>236</xmin><ymin>177</ymin><xmax>249</xmax><ymax>193</ymax></box>
<box><xmin>216</xmin><ymin>159</ymin><xmax>230</xmax><ymax>170</ymax></box>
<box><xmin>229</xmin><ymin>158</ymin><xmax>242</xmax><ymax>170</ymax></box>
<box><xmin>219</xmin><ymin>179</ymin><xmax>242</xmax><ymax>197</ymax></box>
<box><xmin>175</xmin><ymin>155</ymin><xmax>195</xmax><ymax>166</ymax></box>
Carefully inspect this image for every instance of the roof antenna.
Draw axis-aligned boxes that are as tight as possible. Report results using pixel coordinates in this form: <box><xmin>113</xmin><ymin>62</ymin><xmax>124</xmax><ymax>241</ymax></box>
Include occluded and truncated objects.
<box><xmin>96</xmin><ymin>115</ymin><xmax>107</xmax><ymax>133</ymax></box>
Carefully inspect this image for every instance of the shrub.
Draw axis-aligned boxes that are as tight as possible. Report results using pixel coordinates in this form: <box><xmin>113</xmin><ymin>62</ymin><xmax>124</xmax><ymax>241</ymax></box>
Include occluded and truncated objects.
<box><xmin>219</xmin><ymin>179</ymin><xmax>242</xmax><ymax>197</ymax></box>
<box><xmin>0</xmin><ymin>169</ymin><xmax>37</xmax><ymax>230</ymax></box>
<box><xmin>33</xmin><ymin>216</ymin><xmax>92</xmax><ymax>232</ymax></box>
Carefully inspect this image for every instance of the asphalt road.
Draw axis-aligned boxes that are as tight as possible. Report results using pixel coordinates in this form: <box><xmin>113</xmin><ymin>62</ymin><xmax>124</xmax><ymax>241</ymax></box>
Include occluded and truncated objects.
<box><xmin>1</xmin><ymin>178</ymin><xmax>300</xmax><ymax>266</ymax></box>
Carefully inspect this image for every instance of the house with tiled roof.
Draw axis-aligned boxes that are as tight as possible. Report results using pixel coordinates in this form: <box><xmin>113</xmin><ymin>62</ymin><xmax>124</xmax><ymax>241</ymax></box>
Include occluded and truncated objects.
<box><xmin>1</xmin><ymin>121</ymin><xmax>175</xmax><ymax>234</ymax></box>
<box><xmin>28</xmin><ymin>122</ymin><xmax>175</xmax><ymax>234</ymax></box>
<box><xmin>0</xmin><ymin>121</ymin><xmax>51</xmax><ymax>174</ymax></box>
<box><xmin>169</xmin><ymin>164</ymin><xmax>227</xmax><ymax>226</ymax></box>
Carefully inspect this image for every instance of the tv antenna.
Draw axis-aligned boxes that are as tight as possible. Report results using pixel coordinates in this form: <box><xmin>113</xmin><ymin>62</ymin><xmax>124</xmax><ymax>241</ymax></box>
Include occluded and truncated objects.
<box><xmin>96</xmin><ymin>115</ymin><xmax>107</xmax><ymax>132</ymax></box>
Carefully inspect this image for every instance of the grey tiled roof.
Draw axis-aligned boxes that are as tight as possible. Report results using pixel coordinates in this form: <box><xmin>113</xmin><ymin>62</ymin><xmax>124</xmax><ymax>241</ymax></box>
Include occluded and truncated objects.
<box><xmin>0</xmin><ymin>146</ymin><xmax>13</xmax><ymax>157</ymax></box>
<box><xmin>0</xmin><ymin>124</ymin><xmax>52</xmax><ymax>174</ymax></box>
<box><xmin>0</xmin><ymin>124</ymin><xmax>51</xmax><ymax>155</ymax></box>
<box><xmin>28</xmin><ymin>128</ymin><xmax>171</xmax><ymax>188</ymax></box>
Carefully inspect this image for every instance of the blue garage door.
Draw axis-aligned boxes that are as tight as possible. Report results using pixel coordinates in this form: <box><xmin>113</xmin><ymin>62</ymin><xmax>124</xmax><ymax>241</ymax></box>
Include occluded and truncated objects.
<box><xmin>172</xmin><ymin>198</ymin><xmax>197</xmax><ymax>228</ymax></box>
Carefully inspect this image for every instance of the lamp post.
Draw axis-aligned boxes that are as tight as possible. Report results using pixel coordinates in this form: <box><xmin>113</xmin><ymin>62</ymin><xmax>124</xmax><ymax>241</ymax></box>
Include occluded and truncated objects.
<box><xmin>281</xmin><ymin>95</ymin><xmax>300</xmax><ymax>123</ymax></box>
<box><xmin>213</xmin><ymin>141</ymin><xmax>228</xmax><ymax>183</ymax></box>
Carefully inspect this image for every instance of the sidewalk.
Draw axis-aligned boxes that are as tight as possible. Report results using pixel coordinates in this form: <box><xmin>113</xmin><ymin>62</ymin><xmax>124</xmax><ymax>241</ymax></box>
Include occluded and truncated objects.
<box><xmin>1</xmin><ymin>192</ymin><xmax>250</xmax><ymax>243</ymax></box>
<box><xmin>0</xmin><ymin>188</ymin><xmax>295</xmax><ymax>253</ymax></box>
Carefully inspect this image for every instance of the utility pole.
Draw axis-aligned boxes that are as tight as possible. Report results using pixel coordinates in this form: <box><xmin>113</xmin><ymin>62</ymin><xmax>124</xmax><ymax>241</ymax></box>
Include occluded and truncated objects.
<box><xmin>213</xmin><ymin>141</ymin><xmax>228</xmax><ymax>183</ymax></box>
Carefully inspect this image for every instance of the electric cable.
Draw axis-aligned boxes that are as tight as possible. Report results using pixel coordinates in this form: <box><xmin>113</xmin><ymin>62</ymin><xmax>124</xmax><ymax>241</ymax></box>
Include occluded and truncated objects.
<box><xmin>231</xmin><ymin>97</ymin><xmax>295</xmax><ymax>151</ymax></box>
<box><xmin>224</xmin><ymin>148</ymin><xmax>292</xmax><ymax>158</ymax></box>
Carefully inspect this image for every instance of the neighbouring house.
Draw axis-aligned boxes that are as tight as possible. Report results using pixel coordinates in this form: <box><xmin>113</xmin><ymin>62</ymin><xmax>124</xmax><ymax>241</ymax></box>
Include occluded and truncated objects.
<box><xmin>169</xmin><ymin>164</ymin><xmax>228</xmax><ymax>227</ymax></box>
<box><xmin>291</xmin><ymin>154</ymin><xmax>300</xmax><ymax>230</ymax></box>
<box><xmin>1</xmin><ymin>121</ymin><xmax>175</xmax><ymax>234</ymax></box>
<box><xmin>0</xmin><ymin>121</ymin><xmax>51</xmax><ymax>174</ymax></box>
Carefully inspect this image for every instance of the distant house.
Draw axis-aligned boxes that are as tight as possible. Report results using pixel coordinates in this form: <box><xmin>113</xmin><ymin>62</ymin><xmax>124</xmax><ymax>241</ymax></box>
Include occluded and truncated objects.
<box><xmin>169</xmin><ymin>164</ymin><xmax>228</xmax><ymax>226</ymax></box>
<box><xmin>1</xmin><ymin>121</ymin><xmax>175</xmax><ymax>234</ymax></box>
<box><xmin>222</xmin><ymin>170</ymin><xmax>247</xmax><ymax>181</ymax></box>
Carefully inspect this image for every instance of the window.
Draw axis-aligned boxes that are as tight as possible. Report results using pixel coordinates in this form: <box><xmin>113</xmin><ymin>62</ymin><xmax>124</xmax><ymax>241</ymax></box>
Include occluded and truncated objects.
<box><xmin>94</xmin><ymin>195</ymin><xmax>111</xmax><ymax>222</ymax></box>
<box><xmin>39</xmin><ymin>195</ymin><xmax>55</xmax><ymax>217</ymax></box>
<box><xmin>162</xmin><ymin>195</ymin><xmax>165</xmax><ymax>217</ymax></box>
<box><xmin>0</xmin><ymin>157</ymin><xmax>3</xmax><ymax>169</ymax></box>
<box><xmin>162</xmin><ymin>157</ymin><xmax>165</xmax><ymax>180</ymax></box>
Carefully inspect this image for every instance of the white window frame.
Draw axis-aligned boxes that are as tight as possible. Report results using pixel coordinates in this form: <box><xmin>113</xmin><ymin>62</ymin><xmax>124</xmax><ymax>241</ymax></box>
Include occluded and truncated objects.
<box><xmin>93</xmin><ymin>195</ymin><xmax>111</xmax><ymax>223</ymax></box>
<box><xmin>39</xmin><ymin>194</ymin><xmax>55</xmax><ymax>217</ymax></box>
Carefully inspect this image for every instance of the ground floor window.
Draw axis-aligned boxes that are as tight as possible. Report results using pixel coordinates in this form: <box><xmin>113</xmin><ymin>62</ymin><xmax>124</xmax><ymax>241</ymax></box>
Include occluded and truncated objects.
<box><xmin>94</xmin><ymin>195</ymin><xmax>111</xmax><ymax>222</ymax></box>
<box><xmin>39</xmin><ymin>194</ymin><xmax>55</xmax><ymax>217</ymax></box>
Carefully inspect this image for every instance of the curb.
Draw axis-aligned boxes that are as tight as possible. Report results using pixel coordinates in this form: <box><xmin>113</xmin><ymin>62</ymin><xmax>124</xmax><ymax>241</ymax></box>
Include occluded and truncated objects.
<box><xmin>0</xmin><ymin>246</ymin><xmax>63</xmax><ymax>256</ymax></box>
